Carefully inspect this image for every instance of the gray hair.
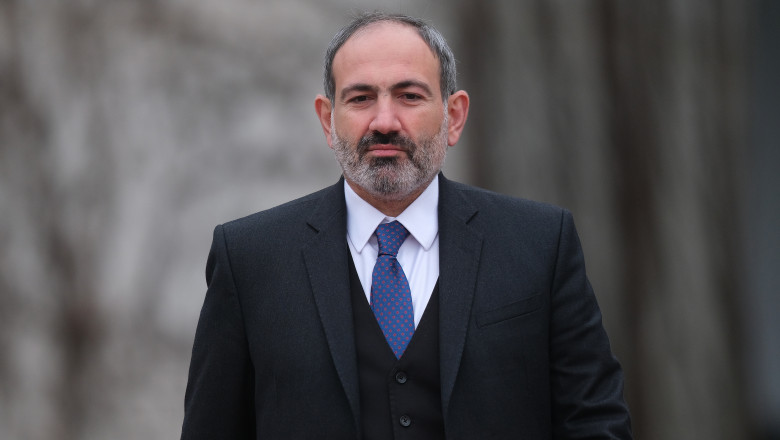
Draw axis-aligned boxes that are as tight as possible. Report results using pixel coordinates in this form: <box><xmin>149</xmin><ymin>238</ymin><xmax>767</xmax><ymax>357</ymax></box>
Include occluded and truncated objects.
<box><xmin>323</xmin><ymin>12</ymin><xmax>457</xmax><ymax>103</ymax></box>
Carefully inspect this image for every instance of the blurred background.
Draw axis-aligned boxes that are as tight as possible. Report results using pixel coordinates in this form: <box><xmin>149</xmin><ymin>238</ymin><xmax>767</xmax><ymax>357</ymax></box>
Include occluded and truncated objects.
<box><xmin>0</xmin><ymin>0</ymin><xmax>777</xmax><ymax>438</ymax></box>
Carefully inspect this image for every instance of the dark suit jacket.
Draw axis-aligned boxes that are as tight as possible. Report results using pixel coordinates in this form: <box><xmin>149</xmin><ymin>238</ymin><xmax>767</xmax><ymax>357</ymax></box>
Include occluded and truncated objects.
<box><xmin>181</xmin><ymin>175</ymin><xmax>632</xmax><ymax>439</ymax></box>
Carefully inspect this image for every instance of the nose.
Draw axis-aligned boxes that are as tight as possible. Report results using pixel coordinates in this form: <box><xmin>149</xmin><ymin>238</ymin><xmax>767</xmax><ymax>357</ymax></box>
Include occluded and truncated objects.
<box><xmin>368</xmin><ymin>96</ymin><xmax>402</xmax><ymax>134</ymax></box>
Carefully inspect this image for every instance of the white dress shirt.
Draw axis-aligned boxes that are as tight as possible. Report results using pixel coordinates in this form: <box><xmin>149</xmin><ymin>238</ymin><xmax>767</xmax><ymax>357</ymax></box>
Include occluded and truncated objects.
<box><xmin>345</xmin><ymin>176</ymin><xmax>440</xmax><ymax>328</ymax></box>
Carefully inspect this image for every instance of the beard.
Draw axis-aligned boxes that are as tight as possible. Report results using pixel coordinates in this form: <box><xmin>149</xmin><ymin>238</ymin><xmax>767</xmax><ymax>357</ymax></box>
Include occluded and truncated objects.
<box><xmin>331</xmin><ymin>116</ymin><xmax>448</xmax><ymax>201</ymax></box>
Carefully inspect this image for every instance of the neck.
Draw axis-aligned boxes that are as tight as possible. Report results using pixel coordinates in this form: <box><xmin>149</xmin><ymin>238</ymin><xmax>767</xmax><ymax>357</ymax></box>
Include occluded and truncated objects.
<box><xmin>345</xmin><ymin>177</ymin><xmax>433</xmax><ymax>217</ymax></box>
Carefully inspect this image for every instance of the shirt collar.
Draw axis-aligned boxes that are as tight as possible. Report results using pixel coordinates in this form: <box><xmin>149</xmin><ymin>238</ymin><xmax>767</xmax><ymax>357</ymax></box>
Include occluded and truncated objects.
<box><xmin>345</xmin><ymin>175</ymin><xmax>439</xmax><ymax>253</ymax></box>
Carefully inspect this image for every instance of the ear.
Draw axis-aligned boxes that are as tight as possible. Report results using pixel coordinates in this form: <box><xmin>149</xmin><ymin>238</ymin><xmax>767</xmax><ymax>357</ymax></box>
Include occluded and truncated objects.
<box><xmin>446</xmin><ymin>90</ymin><xmax>470</xmax><ymax>146</ymax></box>
<box><xmin>314</xmin><ymin>94</ymin><xmax>334</xmax><ymax>148</ymax></box>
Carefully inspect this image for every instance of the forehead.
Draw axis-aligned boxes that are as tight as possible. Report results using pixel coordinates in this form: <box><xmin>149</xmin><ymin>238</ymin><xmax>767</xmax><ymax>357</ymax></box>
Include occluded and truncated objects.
<box><xmin>332</xmin><ymin>22</ymin><xmax>440</xmax><ymax>93</ymax></box>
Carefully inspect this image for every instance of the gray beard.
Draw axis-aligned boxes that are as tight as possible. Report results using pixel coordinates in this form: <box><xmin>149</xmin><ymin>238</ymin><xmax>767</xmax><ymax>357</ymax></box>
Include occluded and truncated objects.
<box><xmin>331</xmin><ymin>118</ymin><xmax>448</xmax><ymax>201</ymax></box>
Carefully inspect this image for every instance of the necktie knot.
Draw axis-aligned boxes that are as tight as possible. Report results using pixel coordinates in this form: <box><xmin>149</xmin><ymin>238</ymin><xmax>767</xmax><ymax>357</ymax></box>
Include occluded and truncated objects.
<box><xmin>375</xmin><ymin>221</ymin><xmax>409</xmax><ymax>257</ymax></box>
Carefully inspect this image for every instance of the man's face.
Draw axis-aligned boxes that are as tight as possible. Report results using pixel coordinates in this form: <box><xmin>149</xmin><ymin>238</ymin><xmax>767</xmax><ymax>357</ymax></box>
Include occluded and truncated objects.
<box><xmin>327</xmin><ymin>22</ymin><xmax>449</xmax><ymax>201</ymax></box>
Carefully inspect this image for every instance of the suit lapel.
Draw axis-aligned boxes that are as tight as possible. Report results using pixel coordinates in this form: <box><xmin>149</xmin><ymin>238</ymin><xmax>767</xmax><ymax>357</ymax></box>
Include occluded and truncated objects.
<box><xmin>437</xmin><ymin>175</ymin><xmax>483</xmax><ymax>419</ymax></box>
<box><xmin>302</xmin><ymin>179</ymin><xmax>361</xmax><ymax>432</ymax></box>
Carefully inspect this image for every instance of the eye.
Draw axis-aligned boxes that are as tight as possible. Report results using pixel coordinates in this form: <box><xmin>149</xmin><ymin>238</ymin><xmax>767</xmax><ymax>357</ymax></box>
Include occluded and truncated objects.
<box><xmin>400</xmin><ymin>93</ymin><xmax>422</xmax><ymax>101</ymax></box>
<box><xmin>348</xmin><ymin>95</ymin><xmax>371</xmax><ymax>104</ymax></box>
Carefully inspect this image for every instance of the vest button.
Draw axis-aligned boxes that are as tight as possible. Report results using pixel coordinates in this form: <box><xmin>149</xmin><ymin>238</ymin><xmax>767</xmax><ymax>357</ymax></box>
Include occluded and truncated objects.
<box><xmin>399</xmin><ymin>414</ymin><xmax>412</xmax><ymax>427</ymax></box>
<box><xmin>395</xmin><ymin>371</ymin><xmax>408</xmax><ymax>384</ymax></box>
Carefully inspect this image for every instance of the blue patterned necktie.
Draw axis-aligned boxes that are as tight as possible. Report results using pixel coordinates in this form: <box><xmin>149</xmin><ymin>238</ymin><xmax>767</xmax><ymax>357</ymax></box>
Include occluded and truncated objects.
<box><xmin>370</xmin><ymin>221</ymin><xmax>415</xmax><ymax>359</ymax></box>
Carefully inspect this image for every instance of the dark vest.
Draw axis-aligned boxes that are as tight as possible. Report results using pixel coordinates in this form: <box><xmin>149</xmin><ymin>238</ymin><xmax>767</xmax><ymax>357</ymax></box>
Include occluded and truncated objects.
<box><xmin>349</xmin><ymin>257</ymin><xmax>445</xmax><ymax>440</ymax></box>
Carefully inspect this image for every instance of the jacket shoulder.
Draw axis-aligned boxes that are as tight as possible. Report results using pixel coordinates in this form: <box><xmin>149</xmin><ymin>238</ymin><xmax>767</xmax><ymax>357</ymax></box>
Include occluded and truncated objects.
<box><xmin>445</xmin><ymin>179</ymin><xmax>567</xmax><ymax>221</ymax></box>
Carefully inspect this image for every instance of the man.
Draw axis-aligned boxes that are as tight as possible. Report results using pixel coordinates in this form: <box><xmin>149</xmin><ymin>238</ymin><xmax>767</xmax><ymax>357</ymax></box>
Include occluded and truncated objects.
<box><xmin>182</xmin><ymin>12</ymin><xmax>632</xmax><ymax>439</ymax></box>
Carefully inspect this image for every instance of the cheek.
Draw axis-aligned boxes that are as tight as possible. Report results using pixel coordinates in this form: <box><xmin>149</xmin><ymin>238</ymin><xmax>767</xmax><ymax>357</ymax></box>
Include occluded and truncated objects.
<box><xmin>335</xmin><ymin>112</ymin><xmax>371</xmax><ymax>137</ymax></box>
<box><xmin>413</xmin><ymin>113</ymin><xmax>446</xmax><ymax>138</ymax></box>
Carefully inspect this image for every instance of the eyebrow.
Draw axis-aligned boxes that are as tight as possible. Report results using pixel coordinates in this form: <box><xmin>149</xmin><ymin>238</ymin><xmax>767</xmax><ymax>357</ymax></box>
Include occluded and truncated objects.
<box><xmin>392</xmin><ymin>80</ymin><xmax>433</xmax><ymax>97</ymax></box>
<box><xmin>339</xmin><ymin>80</ymin><xmax>434</xmax><ymax>102</ymax></box>
<box><xmin>340</xmin><ymin>83</ymin><xmax>377</xmax><ymax>102</ymax></box>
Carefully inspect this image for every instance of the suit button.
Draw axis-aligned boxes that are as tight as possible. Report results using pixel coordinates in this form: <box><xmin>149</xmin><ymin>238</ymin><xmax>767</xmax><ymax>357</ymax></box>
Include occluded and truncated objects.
<box><xmin>395</xmin><ymin>371</ymin><xmax>408</xmax><ymax>384</ymax></box>
<box><xmin>399</xmin><ymin>414</ymin><xmax>411</xmax><ymax>427</ymax></box>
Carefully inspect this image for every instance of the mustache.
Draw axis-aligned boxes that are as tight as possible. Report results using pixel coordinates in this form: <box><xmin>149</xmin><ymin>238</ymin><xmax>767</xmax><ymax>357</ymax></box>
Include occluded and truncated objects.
<box><xmin>357</xmin><ymin>132</ymin><xmax>416</xmax><ymax>155</ymax></box>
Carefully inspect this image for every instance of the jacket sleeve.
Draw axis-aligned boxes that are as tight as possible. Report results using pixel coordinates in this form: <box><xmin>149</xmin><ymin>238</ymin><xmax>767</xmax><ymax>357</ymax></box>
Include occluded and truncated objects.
<box><xmin>550</xmin><ymin>210</ymin><xmax>633</xmax><ymax>439</ymax></box>
<box><xmin>181</xmin><ymin>225</ymin><xmax>255</xmax><ymax>439</ymax></box>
